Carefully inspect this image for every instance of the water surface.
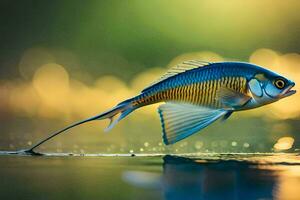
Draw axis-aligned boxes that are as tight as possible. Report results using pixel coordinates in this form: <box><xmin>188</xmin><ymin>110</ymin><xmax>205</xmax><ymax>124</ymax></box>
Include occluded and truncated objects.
<box><xmin>0</xmin><ymin>153</ymin><xmax>299</xmax><ymax>200</ymax></box>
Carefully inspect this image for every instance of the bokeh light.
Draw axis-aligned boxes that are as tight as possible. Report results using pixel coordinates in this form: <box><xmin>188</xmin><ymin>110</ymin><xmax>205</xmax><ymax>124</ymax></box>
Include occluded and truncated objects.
<box><xmin>273</xmin><ymin>137</ymin><xmax>295</xmax><ymax>151</ymax></box>
<box><xmin>3</xmin><ymin>49</ymin><xmax>300</xmax><ymax>122</ymax></box>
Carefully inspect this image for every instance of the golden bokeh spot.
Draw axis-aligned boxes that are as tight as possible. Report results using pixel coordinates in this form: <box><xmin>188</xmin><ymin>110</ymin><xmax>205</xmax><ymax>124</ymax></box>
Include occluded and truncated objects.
<box><xmin>19</xmin><ymin>48</ymin><xmax>55</xmax><ymax>80</ymax></box>
<box><xmin>95</xmin><ymin>76</ymin><xmax>128</xmax><ymax>92</ymax></box>
<box><xmin>131</xmin><ymin>67</ymin><xmax>165</xmax><ymax>92</ymax></box>
<box><xmin>32</xmin><ymin>63</ymin><xmax>70</xmax><ymax>118</ymax></box>
<box><xmin>249</xmin><ymin>48</ymin><xmax>280</xmax><ymax>68</ymax></box>
<box><xmin>9</xmin><ymin>83</ymin><xmax>40</xmax><ymax>116</ymax></box>
<box><xmin>273</xmin><ymin>137</ymin><xmax>294</xmax><ymax>151</ymax></box>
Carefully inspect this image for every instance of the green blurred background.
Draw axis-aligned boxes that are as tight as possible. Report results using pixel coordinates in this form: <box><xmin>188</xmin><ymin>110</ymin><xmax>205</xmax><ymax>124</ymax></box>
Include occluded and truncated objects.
<box><xmin>0</xmin><ymin>0</ymin><xmax>300</xmax><ymax>154</ymax></box>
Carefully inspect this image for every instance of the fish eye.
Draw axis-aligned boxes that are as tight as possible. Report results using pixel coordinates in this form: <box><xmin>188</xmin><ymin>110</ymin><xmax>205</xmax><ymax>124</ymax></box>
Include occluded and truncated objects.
<box><xmin>274</xmin><ymin>78</ymin><xmax>286</xmax><ymax>89</ymax></box>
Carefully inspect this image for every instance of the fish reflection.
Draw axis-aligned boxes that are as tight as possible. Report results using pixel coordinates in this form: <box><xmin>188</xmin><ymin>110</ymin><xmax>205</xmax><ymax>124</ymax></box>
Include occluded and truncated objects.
<box><xmin>162</xmin><ymin>156</ymin><xmax>275</xmax><ymax>200</ymax></box>
<box><xmin>123</xmin><ymin>155</ymin><xmax>300</xmax><ymax>200</ymax></box>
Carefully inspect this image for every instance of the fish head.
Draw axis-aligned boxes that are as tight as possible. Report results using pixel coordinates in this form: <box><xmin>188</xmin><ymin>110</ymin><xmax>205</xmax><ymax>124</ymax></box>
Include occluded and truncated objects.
<box><xmin>248</xmin><ymin>71</ymin><xmax>296</xmax><ymax>106</ymax></box>
<box><xmin>266</xmin><ymin>77</ymin><xmax>296</xmax><ymax>99</ymax></box>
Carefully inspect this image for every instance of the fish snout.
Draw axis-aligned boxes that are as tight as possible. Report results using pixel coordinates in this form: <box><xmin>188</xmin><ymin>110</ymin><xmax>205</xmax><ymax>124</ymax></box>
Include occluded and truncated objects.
<box><xmin>282</xmin><ymin>81</ymin><xmax>296</xmax><ymax>98</ymax></box>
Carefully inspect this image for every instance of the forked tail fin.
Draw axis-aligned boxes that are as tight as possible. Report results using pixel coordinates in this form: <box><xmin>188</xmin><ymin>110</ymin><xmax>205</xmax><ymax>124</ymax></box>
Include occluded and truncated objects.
<box><xmin>23</xmin><ymin>98</ymin><xmax>136</xmax><ymax>154</ymax></box>
<box><xmin>101</xmin><ymin>100</ymin><xmax>135</xmax><ymax>131</ymax></box>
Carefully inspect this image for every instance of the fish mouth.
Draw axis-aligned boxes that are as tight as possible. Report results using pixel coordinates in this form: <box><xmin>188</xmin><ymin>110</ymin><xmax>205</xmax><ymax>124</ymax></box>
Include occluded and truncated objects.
<box><xmin>282</xmin><ymin>83</ymin><xmax>296</xmax><ymax>98</ymax></box>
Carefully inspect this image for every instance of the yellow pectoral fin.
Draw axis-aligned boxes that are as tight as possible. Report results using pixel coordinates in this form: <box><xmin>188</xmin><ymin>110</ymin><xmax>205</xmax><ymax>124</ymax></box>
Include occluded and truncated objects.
<box><xmin>217</xmin><ymin>86</ymin><xmax>251</xmax><ymax>108</ymax></box>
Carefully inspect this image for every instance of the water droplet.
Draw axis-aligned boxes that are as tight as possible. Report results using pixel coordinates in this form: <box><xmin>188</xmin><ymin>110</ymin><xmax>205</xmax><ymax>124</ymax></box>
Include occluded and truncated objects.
<box><xmin>27</xmin><ymin>141</ymin><xmax>32</xmax><ymax>146</ymax></box>
<box><xmin>231</xmin><ymin>141</ymin><xmax>237</xmax><ymax>147</ymax></box>
<box><xmin>140</xmin><ymin>148</ymin><xmax>144</xmax><ymax>152</ymax></box>
<box><xmin>243</xmin><ymin>143</ymin><xmax>250</xmax><ymax>148</ymax></box>
<box><xmin>158</xmin><ymin>142</ymin><xmax>162</xmax><ymax>146</ymax></box>
<box><xmin>144</xmin><ymin>142</ymin><xmax>149</xmax><ymax>147</ymax></box>
<box><xmin>179</xmin><ymin>141</ymin><xmax>188</xmax><ymax>147</ymax></box>
<box><xmin>129</xmin><ymin>149</ymin><xmax>134</xmax><ymax>153</ymax></box>
<box><xmin>194</xmin><ymin>141</ymin><xmax>203</xmax><ymax>149</ymax></box>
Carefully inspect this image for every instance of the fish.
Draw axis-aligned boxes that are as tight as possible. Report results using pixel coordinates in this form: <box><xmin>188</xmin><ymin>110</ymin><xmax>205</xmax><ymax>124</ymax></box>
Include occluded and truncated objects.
<box><xmin>23</xmin><ymin>61</ymin><xmax>296</xmax><ymax>154</ymax></box>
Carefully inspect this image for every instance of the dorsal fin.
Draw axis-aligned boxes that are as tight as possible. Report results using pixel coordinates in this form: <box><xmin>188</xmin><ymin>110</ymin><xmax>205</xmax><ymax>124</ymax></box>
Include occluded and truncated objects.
<box><xmin>142</xmin><ymin>60</ymin><xmax>213</xmax><ymax>92</ymax></box>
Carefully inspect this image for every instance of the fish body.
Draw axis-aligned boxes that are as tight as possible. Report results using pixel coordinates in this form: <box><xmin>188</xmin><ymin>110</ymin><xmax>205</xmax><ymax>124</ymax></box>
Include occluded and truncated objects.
<box><xmin>132</xmin><ymin>62</ymin><xmax>252</xmax><ymax>109</ymax></box>
<box><xmin>105</xmin><ymin>61</ymin><xmax>295</xmax><ymax>144</ymax></box>
<box><xmin>130</xmin><ymin>61</ymin><xmax>294</xmax><ymax>111</ymax></box>
<box><xmin>25</xmin><ymin>61</ymin><xmax>296</xmax><ymax>153</ymax></box>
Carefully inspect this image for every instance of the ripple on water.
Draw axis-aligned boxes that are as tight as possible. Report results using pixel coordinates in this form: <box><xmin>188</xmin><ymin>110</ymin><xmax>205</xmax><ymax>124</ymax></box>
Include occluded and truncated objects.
<box><xmin>0</xmin><ymin>150</ymin><xmax>299</xmax><ymax>165</ymax></box>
